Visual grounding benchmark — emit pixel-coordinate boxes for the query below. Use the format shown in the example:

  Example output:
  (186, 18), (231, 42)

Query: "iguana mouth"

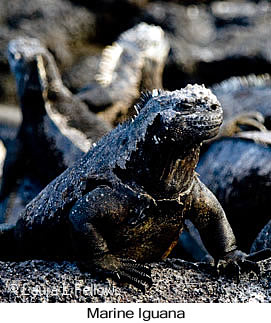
(188, 114), (223, 124)
(188, 118), (222, 130)
(202, 121), (222, 131)
(187, 115), (223, 140)
(200, 123), (221, 130)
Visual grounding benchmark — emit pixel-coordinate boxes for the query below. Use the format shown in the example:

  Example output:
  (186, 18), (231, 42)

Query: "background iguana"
(211, 74), (271, 138)
(0, 37), (111, 224)
(77, 22), (170, 125)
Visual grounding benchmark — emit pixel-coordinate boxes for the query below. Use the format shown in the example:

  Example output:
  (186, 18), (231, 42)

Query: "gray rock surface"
(0, 258), (270, 303)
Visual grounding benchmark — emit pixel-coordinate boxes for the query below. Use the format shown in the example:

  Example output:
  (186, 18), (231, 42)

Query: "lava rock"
(0, 258), (270, 302)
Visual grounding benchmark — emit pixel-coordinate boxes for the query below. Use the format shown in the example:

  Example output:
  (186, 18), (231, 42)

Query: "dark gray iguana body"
(0, 85), (259, 289)
(0, 37), (111, 224)
(175, 75), (271, 262)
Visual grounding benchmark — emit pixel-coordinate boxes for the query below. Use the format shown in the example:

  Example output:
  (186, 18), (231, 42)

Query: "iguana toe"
(217, 259), (242, 283)
(87, 254), (152, 291)
(239, 259), (260, 276)
(117, 259), (152, 292)
(115, 270), (149, 293)
(219, 111), (267, 137)
(217, 249), (263, 282)
(119, 261), (153, 286)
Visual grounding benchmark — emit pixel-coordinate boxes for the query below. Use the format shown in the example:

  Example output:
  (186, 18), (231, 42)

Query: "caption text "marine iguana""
(87, 307), (185, 321)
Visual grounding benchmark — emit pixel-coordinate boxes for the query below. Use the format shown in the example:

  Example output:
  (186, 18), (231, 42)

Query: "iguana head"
(134, 84), (223, 144)
(105, 84), (222, 195)
(7, 37), (61, 101)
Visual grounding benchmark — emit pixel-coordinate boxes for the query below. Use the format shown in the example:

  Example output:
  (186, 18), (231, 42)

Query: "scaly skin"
(0, 85), (263, 290)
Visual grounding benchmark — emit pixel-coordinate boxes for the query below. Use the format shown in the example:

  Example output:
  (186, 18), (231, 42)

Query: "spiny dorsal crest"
(36, 54), (48, 93)
(134, 89), (164, 115)
(95, 43), (123, 87)
(212, 74), (271, 94)
(95, 22), (166, 87)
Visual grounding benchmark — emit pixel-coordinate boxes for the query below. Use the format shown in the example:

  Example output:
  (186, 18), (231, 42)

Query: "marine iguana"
(0, 85), (263, 290)
(0, 37), (111, 224)
(77, 22), (169, 125)
(172, 75), (271, 262)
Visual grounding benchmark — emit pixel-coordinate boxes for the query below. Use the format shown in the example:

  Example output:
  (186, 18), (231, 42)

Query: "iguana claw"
(217, 259), (242, 283)
(217, 248), (271, 282)
(83, 254), (152, 292)
(117, 259), (152, 292)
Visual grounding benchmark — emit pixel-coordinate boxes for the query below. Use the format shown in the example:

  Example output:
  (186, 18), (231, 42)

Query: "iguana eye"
(211, 104), (219, 111)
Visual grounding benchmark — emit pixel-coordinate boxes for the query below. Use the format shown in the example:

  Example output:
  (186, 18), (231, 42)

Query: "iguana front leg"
(188, 177), (270, 278)
(69, 185), (152, 291)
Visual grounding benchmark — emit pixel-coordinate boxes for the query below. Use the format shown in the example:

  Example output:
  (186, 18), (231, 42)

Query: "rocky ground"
(0, 258), (270, 303)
